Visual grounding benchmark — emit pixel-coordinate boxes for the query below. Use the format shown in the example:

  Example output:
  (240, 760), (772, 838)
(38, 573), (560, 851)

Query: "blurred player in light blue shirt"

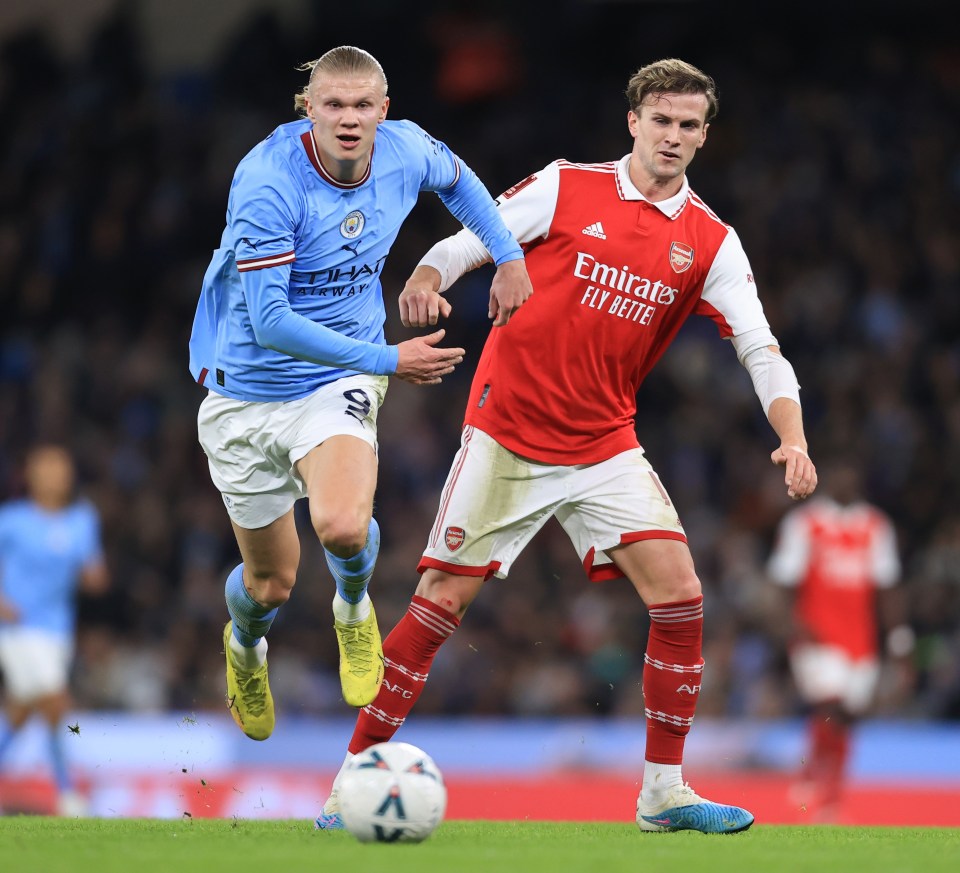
(0, 445), (109, 815)
(190, 46), (532, 743)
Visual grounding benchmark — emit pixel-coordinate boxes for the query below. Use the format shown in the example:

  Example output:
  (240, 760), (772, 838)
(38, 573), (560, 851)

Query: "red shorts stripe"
(583, 530), (688, 582)
(417, 555), (502, 581)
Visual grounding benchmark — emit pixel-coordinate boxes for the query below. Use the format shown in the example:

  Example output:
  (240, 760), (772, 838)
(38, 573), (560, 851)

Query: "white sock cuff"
(642, 761), (684, 797)
(229, 633), (267, 669)
(333, 591), (371, 624)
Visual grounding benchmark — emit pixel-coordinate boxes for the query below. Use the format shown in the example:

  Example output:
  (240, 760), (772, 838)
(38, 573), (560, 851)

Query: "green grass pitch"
(1, 818), (958, 873)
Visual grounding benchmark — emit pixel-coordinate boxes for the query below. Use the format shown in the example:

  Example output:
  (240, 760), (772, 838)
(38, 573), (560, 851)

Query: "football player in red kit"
(768, 458), (908, 821)
(317, 57), (818, 834)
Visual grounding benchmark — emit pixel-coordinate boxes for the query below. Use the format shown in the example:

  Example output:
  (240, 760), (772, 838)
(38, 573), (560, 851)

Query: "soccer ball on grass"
(338, 741), (447, 843)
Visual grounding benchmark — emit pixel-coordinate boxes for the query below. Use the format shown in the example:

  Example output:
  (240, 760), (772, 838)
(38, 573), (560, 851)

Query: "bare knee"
(665, 570), (702, 603)
(312, 513), (369, 558)
(415, 571), (483, 619)
(815, 700), (854, 726)
(635, 567), (702, 606)
(37, 693), (70, 726)
(614, 539), (703, 605)
(244, 566), (297, 608)
(5, 702), (31, 730)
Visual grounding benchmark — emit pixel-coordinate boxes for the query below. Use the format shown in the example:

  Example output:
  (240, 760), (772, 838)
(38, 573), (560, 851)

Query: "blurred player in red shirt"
(768, 458), (910, 820)
(316, 57), (819, 834)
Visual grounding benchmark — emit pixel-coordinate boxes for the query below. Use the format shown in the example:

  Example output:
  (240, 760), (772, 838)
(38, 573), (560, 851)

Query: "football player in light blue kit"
(190, 45), (532, 741)
(0, 445), (109, 816)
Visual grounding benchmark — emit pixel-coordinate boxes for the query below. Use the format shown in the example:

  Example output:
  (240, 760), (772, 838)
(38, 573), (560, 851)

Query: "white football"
(338, 741), (447, 843)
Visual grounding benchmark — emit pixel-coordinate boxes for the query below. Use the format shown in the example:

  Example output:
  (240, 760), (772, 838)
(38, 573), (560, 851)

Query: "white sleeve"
(703, 230), (800, 414)
(872, 514), (902, 588)
(419, 161), (560, 293)
(767, 510), (810, 586)
(701, 230), (773, 340)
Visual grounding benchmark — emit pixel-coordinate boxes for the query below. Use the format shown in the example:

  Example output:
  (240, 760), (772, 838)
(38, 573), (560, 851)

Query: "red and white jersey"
(423, 156), (773, 464)
(768, 497), (901, 659)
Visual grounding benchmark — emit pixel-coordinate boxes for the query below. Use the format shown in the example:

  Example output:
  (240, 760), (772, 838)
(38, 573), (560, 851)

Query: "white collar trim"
(615, 154), (689, 219)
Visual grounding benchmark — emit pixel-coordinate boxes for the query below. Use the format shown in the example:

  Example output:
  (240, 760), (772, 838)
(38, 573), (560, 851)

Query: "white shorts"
(0, 627), (72, 702)
(420, 426), (686, 581)
(790, 643), (880, 713)
(198, 374), (388, 529)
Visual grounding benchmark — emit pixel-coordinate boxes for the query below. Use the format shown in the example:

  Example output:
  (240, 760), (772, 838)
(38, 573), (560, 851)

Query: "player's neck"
(312, 131), (371, 184)
(627, 158), (684, 203)
(33, 495), (68, 512)
(321, 155), (370, 184)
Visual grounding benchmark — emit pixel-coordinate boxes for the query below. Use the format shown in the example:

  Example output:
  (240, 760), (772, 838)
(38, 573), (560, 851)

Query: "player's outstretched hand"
(400, 265), (450, 328)
(771, 444), (818, 500)
(394, 329), (465, 385)
(489, 258), (533, 327)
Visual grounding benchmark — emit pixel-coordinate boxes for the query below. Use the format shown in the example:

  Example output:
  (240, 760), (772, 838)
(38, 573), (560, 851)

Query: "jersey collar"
(300, 130), (373, 189)
(615, 154), (689, 219)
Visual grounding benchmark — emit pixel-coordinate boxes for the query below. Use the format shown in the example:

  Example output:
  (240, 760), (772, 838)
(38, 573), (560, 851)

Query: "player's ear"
(379, 96), (390, 123)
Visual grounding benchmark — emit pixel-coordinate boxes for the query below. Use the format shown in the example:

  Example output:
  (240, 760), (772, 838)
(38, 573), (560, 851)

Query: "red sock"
(808, 713), (832, 778)
(643, 595), (704, 765)
(826, 725), (851, 804)
(348, 595), (459, 754)
(810, 712), (850, 805)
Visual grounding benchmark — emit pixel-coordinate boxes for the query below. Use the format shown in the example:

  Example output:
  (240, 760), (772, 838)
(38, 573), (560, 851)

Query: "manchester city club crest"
(669, 241), (695, 274)
(340, 210), (365, 239)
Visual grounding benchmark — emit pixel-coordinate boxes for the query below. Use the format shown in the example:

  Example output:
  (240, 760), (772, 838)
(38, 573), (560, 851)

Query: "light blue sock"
(49, 726), (71, 792)
(326, 517), (380, 604)
(224, 563), (278, 647)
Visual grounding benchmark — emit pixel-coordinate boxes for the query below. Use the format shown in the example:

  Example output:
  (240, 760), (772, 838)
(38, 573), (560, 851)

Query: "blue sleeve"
(437, 160), (524, 266)
(230, 163), (298, 268)
(240, 266), (399, 374)
(410, 123), (523, 267)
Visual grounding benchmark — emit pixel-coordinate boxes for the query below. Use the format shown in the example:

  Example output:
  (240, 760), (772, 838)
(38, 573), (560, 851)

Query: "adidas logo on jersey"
(582, 222), (606, 240)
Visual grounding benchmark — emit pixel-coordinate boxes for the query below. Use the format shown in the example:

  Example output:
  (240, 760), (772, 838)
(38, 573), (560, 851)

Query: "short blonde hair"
(625, 58), (718, 122)
(293, 46), (388, 116)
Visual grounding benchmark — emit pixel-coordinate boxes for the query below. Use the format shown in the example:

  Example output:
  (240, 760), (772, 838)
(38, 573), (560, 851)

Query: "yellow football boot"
(223, 621), (275, 741)
(334, 602), (384, 707)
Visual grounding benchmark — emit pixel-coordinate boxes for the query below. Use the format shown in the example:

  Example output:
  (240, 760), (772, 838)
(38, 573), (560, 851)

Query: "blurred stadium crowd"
(1, 1), (958, 723)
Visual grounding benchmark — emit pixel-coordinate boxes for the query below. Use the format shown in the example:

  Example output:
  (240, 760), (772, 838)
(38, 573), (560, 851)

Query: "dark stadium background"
(0, 0), (957, 822)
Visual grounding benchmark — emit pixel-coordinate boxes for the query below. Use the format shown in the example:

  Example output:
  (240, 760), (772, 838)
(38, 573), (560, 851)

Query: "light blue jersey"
(0, 500), (102, 635)
(189, 118), (522, 401)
